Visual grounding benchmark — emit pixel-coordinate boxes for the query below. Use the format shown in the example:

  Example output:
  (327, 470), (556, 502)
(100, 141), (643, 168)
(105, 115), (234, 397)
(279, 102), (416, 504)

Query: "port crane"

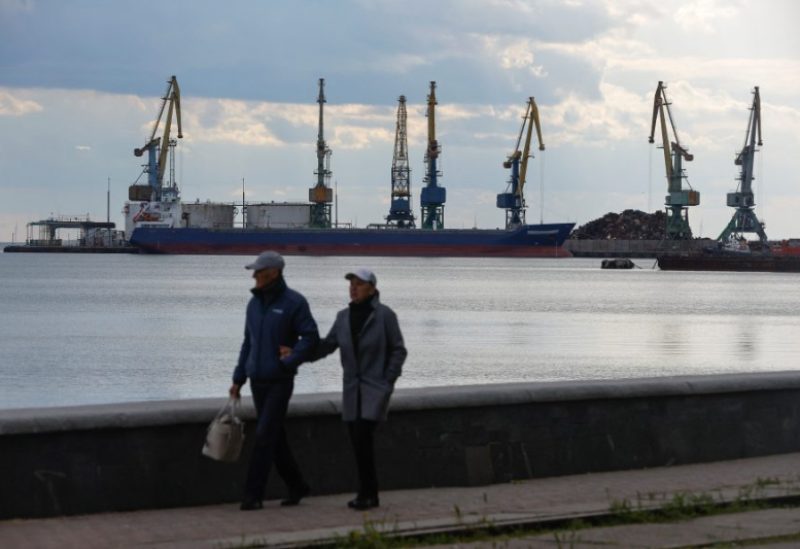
(309, 78), (333, 228)
(420, 81), (446, 229)
(496, 97), (544, 229)
(648, 81), (699, 240)
(132, 75), (182, 202)
(717, 87), (768, 245)
(386, 95), (415, 228)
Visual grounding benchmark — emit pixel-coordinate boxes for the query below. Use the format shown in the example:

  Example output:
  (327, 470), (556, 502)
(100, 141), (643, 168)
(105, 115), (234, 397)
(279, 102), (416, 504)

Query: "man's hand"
(279, 345), (293, 359)
(229, 383), (241, 399)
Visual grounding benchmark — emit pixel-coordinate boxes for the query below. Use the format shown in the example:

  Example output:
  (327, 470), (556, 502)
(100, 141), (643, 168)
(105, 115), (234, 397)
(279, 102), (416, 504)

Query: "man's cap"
(245, 250), (285, 271)
(345, 267), (377, 285)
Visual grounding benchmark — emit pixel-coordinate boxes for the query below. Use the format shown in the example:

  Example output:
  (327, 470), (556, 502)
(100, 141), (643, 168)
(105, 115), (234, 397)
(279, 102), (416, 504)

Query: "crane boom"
(316, 78), (327, 188)
(718, 86), (767, 244)
(647, 81), (699, 240)
(420, 81), (446, 229)
(426, 82), (438, 161)
(518, 97), (544, 201)
(649, 81), (693, 183)
(497, 97), (544, 229)
(131, 75), (182, 201)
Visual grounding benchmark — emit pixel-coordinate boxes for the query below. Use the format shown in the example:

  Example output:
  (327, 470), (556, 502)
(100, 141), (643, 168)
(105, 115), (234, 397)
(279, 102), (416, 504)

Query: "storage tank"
(246, 203), (311, 228)
(182, 202), (235, 229)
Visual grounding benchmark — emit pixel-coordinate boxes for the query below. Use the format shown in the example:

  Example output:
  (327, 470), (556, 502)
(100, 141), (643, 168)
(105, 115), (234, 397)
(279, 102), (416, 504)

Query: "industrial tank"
(246, 203), (311, 228)
(182, 202), (235, 229)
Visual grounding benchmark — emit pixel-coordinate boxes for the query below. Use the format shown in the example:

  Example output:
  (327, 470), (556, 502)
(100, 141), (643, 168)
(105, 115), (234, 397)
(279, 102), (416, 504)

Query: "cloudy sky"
(1, 0), (799, 241)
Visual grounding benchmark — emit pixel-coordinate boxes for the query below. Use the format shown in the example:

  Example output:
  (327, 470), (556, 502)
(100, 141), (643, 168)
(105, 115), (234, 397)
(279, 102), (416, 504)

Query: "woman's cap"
(345, 268), (377, 285)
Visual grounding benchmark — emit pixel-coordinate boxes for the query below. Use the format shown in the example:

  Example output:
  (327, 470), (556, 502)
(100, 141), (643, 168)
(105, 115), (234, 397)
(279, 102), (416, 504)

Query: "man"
(229, 250), (319, 511)
(311, 267), (407, 510)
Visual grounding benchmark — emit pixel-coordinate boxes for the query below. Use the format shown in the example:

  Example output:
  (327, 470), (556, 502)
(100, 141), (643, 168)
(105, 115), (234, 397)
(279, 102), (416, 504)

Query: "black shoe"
(347, 496), (379, 510)
(240, 498), (263, 511)
(280, 482), (310, 507)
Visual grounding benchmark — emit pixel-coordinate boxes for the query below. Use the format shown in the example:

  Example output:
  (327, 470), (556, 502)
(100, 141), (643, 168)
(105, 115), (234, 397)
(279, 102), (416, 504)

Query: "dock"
(3, 215), (135, 253)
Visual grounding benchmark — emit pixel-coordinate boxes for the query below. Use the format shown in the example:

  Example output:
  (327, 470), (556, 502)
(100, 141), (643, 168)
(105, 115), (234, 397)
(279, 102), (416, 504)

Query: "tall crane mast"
(496, 97), (544, 229)
(420, 81), (446, 229)
(718, 87), (767, 244)
(309, 78), (333, 228)
(132, 75), (183, 202)
(648, 81), (700, 240)
(386, 95), (415, 228)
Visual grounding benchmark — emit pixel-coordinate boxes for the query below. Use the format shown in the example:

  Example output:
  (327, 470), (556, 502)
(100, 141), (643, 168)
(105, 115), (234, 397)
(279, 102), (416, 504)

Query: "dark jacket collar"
(251, 275), (287, 304)
(349, 290), (380, 309)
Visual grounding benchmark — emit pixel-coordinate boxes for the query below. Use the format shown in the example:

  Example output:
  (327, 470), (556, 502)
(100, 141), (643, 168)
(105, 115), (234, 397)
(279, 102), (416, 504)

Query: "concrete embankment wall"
(3, 372), (800, 519)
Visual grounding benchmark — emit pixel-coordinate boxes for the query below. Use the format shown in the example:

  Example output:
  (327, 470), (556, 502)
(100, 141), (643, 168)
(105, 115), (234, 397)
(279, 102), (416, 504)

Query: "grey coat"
(315, 294), (407, 421)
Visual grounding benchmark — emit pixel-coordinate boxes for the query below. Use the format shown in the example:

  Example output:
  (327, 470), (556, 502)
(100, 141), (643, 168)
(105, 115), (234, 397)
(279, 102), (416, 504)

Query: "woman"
(311, 267), (407, 510)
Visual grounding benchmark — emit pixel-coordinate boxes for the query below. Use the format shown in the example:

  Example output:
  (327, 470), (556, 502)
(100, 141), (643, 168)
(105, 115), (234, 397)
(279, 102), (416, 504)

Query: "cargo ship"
(128, 220), (574, 257)
(125, 195), (573, 257)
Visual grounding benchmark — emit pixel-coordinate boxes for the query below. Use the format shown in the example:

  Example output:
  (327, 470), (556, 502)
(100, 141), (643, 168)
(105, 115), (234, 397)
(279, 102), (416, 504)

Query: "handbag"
(202, 398), (245, 462)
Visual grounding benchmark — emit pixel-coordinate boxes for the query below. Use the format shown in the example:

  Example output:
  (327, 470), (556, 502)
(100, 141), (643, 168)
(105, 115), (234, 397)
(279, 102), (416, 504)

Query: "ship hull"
(657, 253), (800, 273)
(129, 223), (575, 257)
(3, 245), (137, 254)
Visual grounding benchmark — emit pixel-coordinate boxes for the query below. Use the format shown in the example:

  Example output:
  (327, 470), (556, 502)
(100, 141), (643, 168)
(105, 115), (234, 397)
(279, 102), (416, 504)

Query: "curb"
(226, 488), (800, 548)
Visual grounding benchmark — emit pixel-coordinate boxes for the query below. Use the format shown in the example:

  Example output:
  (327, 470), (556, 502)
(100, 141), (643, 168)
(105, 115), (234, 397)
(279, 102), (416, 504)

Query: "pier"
(3, 215), (135, 253)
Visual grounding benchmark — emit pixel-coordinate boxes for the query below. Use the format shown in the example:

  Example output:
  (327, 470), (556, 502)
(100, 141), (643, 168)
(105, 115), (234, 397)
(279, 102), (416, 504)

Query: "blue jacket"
(233, 278), (319, 385)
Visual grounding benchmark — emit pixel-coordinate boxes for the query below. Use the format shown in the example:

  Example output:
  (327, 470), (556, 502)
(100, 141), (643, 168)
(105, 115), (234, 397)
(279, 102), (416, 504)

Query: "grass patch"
(324, 479), (800, 548)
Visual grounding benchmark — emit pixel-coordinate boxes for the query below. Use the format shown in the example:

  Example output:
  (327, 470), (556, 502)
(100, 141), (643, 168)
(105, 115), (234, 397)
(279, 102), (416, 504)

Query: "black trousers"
(347, 418), (378, 499)
(244, 378), (305, 501)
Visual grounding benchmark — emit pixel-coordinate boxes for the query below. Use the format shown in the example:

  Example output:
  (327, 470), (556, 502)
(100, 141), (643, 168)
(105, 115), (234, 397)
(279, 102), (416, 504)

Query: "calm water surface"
(1, 252), (799, 409)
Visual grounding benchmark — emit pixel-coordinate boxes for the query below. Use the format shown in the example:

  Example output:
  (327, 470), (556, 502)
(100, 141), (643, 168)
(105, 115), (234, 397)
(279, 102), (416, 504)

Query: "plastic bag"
(202, 398), (244, 462)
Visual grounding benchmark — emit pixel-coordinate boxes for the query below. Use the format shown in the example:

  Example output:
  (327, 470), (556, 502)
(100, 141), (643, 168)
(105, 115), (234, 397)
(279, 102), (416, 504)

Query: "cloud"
(602, 0), (663, 26)
(674, 0), (739, 33)
(75, 145), (91, 151)
(609, 57), (800, 93)
(480, 36), (547, 77)
(537, 29), (656, 74)
(186, 98), (402, 149)
(333, 103), (394, 125)
(188, 99), (286, 147)
(545, 82), (650, 146)
(332, 125), (393, 150)
(0, 89), (43, 116)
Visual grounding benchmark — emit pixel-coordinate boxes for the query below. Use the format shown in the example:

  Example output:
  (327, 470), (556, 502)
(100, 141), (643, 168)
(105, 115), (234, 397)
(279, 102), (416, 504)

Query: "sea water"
(1, 252), (799, 410)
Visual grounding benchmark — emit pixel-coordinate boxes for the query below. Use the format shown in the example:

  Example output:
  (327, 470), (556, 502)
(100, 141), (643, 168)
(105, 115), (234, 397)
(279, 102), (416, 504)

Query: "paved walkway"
(2, 453), (800, 548)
